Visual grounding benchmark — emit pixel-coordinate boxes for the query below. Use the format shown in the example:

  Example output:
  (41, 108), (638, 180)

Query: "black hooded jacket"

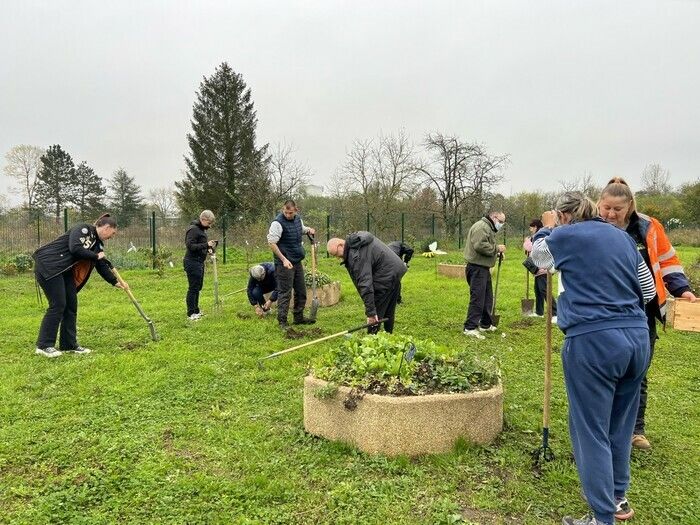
(342, 231), (407, 317)
(32, 223), (117, 290)
(184, 220), (210, 262)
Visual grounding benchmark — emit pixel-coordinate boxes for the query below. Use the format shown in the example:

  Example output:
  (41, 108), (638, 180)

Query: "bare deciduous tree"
(558, 171), (600, 200)
(148, 186), (179, 221)
(3, 145), (43, 210)
(269, 142), (311, 205)
(640, 163), (672, 194)
(419, 133), (509, 235)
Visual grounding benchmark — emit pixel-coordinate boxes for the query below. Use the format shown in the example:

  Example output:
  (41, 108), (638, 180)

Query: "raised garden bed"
(437, 262), (466, 279)
(290, 281), (341, 308)
(304, 333), (503, 456)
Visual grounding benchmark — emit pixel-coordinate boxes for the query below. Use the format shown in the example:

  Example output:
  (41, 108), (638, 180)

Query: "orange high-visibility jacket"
(636, 213), (691, 319)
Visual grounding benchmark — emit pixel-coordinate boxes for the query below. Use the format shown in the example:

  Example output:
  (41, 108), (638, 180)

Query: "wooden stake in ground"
(533, 271), (555, 468)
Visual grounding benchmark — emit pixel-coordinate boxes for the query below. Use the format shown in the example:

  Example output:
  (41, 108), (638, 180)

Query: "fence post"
(326, 214), (330, 258)
(36, 214), (41, 247)
(366, 212), (370, 232)
(458, 214), (463, 249)
(222, 215), (227, 264)
(431, 213), (435, 237)
(63, 208), (68, 232)
(401, 212), (405, 243)
(151, 212), (157, 269)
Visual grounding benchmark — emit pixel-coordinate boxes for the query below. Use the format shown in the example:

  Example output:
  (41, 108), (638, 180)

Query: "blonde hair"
(599, 177), (636, 222)
(200, 210), (215, 222)
(555, 191), (599, 222)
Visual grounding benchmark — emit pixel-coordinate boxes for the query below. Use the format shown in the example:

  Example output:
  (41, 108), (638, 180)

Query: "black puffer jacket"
(184, 220), (210, 262)
(33, 223), (117, 290)
(342, 231), (407, 317)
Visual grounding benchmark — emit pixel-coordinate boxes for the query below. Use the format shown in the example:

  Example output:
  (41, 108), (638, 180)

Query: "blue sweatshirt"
(533, 218), (648, 337)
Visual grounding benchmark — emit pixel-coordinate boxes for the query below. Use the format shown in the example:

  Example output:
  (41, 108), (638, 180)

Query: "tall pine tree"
(36, 144), (77, 219)
(72, 161), (105, 220)
(108, 168), (144, 226)
(176, 62), (270, 221)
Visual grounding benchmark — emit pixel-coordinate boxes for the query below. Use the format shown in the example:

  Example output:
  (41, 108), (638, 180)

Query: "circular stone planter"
(437, 263), (466, 279)
(304, 376), (503, 456)
(291, 281), (341, 308)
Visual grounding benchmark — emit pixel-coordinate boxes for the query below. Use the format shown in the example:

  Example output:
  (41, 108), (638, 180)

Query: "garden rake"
(533, 271), (555, 469)
(258, 318), (388, 366)
(111, 267), (159, 341)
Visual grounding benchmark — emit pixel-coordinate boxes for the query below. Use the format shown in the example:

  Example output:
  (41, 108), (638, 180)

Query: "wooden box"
(667, 299), (700, 332)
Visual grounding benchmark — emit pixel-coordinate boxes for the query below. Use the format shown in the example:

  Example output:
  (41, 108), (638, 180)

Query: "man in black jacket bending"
(184, 210), (217, 320)
(327, 232), (407, 333)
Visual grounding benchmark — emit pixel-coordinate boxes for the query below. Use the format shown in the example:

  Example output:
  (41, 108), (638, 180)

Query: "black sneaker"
(279, 321), (289, 331)
(293, 317), (316, 325)
(614, 498), (634, 520)
(35, 347), (62, 358)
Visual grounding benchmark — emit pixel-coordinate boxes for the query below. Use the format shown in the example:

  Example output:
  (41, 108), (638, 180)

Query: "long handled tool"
(259, 318), (388, 364)
(521, 265), (535, 315)
(491, 253), (503, 326)
(111, 267), (159, 341)
(210, 250), (220, 310)
(222, 287), (247, 299)
(533, 271), (555, 468)
(308, 233), (320, 321)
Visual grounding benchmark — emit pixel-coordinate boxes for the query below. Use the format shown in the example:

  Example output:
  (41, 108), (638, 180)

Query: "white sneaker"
(463, 329), (486, 340)
(188, 313), (202, 321)
(36, 347), (62, 358)
(551, 316), (558, 324)
(63, 346), (91, 355)
(478, 325), (498, 332)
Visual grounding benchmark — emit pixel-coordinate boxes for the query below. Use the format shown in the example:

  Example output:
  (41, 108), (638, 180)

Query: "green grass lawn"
(1, 247), (698, 524)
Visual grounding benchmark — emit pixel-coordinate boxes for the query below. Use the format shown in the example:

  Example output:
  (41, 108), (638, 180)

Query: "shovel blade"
(521, 299), (535, 315)
(310, 298), (320, 321)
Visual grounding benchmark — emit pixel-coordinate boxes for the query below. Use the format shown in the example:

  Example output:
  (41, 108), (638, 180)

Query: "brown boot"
(631, 434), (651, 450)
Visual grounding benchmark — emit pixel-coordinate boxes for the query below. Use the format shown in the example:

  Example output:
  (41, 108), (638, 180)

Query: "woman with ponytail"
(32, 213), (127, 358)
(531, 192), (656, 525)
(598, 177), (696, 451)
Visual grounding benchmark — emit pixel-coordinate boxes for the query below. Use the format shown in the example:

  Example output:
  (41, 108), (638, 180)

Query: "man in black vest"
(267, 200), (316, 330)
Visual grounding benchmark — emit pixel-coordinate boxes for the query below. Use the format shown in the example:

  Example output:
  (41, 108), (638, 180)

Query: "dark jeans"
(534, 274), (557, 316)
(464, 264), (493, 330)
(184, 258), (204, 316)
(275, 262), (306, 322)
(634, 329), (657, 435)
(368, 280), (401, 334)
(250, 286), (275, 307)
(36, 269), (78, 350)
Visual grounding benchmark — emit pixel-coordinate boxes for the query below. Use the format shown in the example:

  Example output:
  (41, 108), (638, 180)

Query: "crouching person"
(327, 232), (407, 333)
(248, 263), (278, 317)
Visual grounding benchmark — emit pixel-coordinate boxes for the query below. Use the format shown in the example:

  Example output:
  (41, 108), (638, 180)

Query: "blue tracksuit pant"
(562, 327), (650, 525)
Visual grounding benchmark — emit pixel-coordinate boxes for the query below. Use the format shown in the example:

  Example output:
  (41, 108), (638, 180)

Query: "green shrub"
(13, 254), (33, 273)
(311, 332), (500, 396)
(304, 269), (333, 287)
(142, 247), (174, 277)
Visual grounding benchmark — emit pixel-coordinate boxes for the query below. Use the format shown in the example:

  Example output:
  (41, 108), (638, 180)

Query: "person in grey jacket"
(327, 232), (407, 333)
(463, 211), (507, 339)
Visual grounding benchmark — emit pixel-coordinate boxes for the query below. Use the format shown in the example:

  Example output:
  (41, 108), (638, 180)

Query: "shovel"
(259, 318), (388, 364)
(210, 250), (221, 310)
(111, 267), (159, 341)
(490, 253), (503, 327)
(533, 271), (555, 468)
(521, 267), (535, 315)
(308, 233), (320, 321)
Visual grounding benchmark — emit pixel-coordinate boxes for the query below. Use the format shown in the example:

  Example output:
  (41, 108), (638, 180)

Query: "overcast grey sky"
(2, 0), (699, 202)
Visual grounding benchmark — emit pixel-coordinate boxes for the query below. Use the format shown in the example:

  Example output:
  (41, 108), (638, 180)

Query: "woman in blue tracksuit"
(531, 192), (656, 525)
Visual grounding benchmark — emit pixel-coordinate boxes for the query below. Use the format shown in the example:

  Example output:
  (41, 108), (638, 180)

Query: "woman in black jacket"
(183, 210), (217, 320)
(33, 213), (126, 358)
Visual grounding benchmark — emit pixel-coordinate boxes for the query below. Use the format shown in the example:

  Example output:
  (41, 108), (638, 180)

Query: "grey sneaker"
(62, 346), (91, 355)
(463, 329), (486, 340)
(478, 325), (498, 332)
(36, 347), (62, 358)
(614, 498), (634, 520)
(562, 514), (610, 525)
(188, 313), (202, 321)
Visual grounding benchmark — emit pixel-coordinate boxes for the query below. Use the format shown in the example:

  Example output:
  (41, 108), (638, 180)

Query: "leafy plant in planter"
(311, 332), (500, 397)
(304, 269), (333, 287)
